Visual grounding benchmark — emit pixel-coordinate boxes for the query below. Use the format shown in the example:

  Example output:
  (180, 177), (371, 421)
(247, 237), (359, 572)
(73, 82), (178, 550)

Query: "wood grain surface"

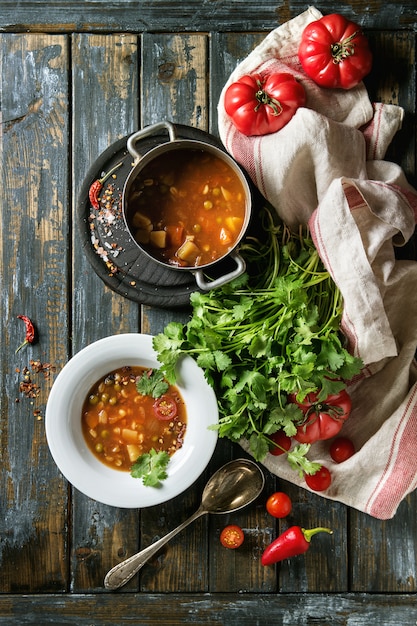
(1, 2), (417, 623)
(1, 0), (417, 32)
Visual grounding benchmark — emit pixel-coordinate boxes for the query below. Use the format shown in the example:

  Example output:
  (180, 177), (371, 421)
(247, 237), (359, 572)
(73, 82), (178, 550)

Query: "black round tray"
(78, 124), (242, 309)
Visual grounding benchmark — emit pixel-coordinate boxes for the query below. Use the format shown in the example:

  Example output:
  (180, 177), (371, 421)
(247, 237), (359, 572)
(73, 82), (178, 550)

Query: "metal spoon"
(104, 458), (265, 590)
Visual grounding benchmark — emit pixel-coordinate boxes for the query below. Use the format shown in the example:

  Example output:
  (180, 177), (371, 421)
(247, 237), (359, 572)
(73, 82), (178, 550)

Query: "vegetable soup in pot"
(81, 366), (187, 471)
(125, 148), (247, 268)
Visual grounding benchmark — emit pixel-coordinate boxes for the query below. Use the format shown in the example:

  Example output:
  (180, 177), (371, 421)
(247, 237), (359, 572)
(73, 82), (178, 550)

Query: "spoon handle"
(104, 506), (206, 590)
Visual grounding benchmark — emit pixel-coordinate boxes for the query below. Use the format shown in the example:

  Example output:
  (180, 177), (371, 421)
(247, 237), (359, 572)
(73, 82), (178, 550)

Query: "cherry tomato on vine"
(152, 395), (178, 420)
(298, 13), (372, 89)
(266, 492), (292, 518)
(290, 389), (352, 444)
(330, 437), (355, 463)
(305, 466), (332, 492)
(220, 525), (245, 549)
(224, 72), (306, 136)
(269, 430), (292, 456)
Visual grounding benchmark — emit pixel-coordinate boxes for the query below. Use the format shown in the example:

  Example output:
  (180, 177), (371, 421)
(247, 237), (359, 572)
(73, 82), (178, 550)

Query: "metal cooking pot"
(122, 121), (252, 291)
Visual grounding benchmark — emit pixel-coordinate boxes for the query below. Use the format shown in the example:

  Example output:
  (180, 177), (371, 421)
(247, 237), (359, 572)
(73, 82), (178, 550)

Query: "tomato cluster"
(219, 490), (294, 550)
(267, 388), (356, 493)
(224, 13), (372, 137)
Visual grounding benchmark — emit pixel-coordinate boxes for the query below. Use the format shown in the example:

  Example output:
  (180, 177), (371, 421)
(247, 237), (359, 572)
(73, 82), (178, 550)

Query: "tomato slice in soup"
(153, 395), (178, 420)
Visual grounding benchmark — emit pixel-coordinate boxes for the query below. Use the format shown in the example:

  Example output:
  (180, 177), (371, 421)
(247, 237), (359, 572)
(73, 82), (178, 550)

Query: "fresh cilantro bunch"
(153, 207), (363, 476)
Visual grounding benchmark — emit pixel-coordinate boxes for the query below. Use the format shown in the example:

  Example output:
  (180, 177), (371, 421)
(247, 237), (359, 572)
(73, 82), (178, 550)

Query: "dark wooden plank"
(365, 30), (417, 185)
(139, 32), (278, 593)
(350, 496), (417, 592)
(70, 31), (141, 354)
(276, 485), (349, 592)
(208, 457), (277, 593)
(1, 1), (417, 32)
(0, 32), (70, 593)
(70, 32), (142, 592)
(138, 32), (211, 593)
(0, 593), (416, 625)
(140, 32), (209, 132)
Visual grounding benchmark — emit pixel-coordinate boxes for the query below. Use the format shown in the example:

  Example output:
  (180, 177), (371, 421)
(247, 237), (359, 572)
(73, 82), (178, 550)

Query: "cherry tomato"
(298, 13), (372, 89)
(266, 492), (292, 518)
(152, 395), (178, 421)
(220, 525), (244, 549)
(330, 437), (355, 463)
(305, 466), (332, 492)
(224, 72), (306, 136)
(291, 389), (352, 444)
(269, 430), (292, 456)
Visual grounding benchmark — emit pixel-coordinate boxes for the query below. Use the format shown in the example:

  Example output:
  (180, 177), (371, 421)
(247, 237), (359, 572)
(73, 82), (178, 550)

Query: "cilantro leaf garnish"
(130, 449), (170, 487)
(135, 368), (169, 398)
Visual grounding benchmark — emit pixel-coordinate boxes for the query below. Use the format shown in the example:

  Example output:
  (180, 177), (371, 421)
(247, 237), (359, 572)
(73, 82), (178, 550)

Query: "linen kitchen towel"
(218, 7), (417, 519)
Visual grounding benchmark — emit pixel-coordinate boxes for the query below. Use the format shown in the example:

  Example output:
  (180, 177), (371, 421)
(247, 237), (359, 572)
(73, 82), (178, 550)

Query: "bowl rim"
(45, 333), (218, 508)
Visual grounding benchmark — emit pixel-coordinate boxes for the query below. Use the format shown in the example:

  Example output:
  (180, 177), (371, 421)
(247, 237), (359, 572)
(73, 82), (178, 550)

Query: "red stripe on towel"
(367, 386), (417, 518)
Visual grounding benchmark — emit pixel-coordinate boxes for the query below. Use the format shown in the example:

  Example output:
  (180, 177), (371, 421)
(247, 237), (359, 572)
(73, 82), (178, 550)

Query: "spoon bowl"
(104, 458), (264, 590)
(200, 458), (265, 513)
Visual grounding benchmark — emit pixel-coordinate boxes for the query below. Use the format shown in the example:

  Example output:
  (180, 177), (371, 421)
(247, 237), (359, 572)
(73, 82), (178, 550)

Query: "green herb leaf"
(135, 369), (169, 398)
(286, 444), (322, 478)
(249, 432), (270, 462)
(266, 404), (301, 437)
(130, 449), (170, 487)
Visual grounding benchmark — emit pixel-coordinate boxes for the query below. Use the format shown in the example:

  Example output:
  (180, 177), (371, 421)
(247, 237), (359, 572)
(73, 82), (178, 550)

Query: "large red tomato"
(291, 389), (352, 444)
(298, 13), (372, 89)
(224, 72), (306, 136)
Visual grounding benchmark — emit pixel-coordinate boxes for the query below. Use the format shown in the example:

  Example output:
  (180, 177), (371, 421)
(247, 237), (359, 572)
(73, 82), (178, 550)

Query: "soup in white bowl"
(45, 333), (218, 508)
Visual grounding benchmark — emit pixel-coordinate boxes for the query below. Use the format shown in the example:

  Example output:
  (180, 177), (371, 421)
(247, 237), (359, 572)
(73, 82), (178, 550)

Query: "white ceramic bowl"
(45, 333), (218, 508)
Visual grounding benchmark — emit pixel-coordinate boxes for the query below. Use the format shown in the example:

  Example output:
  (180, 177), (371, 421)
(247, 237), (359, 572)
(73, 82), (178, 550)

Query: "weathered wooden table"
(1, 2), (417, 624)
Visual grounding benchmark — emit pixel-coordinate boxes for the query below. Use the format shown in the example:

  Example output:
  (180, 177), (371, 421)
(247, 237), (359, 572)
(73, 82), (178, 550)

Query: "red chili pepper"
(16, 315), (36, 353)
(261, 526), (333, 566)
(89, 161), (123, 209)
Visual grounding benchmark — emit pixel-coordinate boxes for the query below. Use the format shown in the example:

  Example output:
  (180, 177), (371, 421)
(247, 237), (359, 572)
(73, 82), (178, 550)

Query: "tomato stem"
(255, 80), (283, 116)
(331, 31), (359, 64)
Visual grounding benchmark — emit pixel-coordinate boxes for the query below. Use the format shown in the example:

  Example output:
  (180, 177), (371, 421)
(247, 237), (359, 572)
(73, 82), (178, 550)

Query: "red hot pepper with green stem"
(261, 526), (333, 565)
(16, 315), (36, 353)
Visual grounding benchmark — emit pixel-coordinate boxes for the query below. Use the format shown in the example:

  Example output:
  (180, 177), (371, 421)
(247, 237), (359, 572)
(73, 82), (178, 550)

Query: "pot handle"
(127, 121), (177, 161)
(194, 251), (246, 292)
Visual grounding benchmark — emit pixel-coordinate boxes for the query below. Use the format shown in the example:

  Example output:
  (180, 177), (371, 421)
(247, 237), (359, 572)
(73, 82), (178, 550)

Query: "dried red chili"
(89, 161), (123, 209)
(16, 315), (36, 353)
